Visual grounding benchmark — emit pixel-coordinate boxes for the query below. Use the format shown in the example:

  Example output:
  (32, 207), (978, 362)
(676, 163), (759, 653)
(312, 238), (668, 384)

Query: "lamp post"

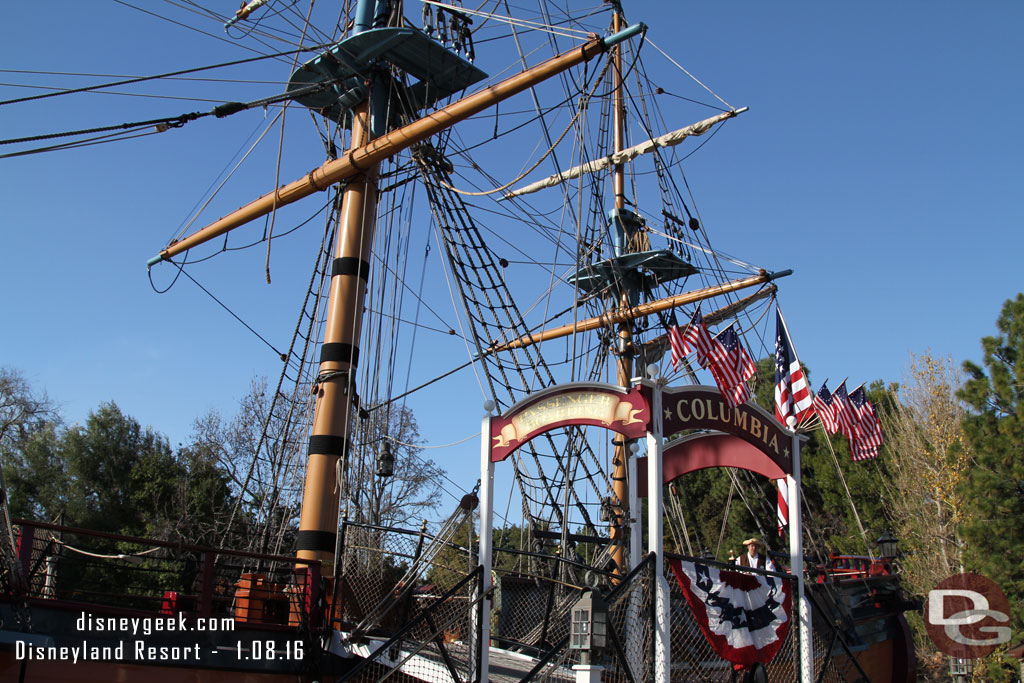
(570, 589), (609, 682)
(876, 530), (898, 559)
(948, 655), (974, 682)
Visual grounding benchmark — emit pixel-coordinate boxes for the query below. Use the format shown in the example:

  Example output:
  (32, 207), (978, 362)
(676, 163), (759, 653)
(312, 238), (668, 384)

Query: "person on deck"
(735, 538), (776, 571)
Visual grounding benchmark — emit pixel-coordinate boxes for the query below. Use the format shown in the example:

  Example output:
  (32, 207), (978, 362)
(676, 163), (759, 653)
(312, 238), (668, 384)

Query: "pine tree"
(958, 294), (1024, 641)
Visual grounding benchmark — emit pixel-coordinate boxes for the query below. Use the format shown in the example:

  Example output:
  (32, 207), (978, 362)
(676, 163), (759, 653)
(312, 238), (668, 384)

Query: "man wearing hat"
(735, 537), (776, 571)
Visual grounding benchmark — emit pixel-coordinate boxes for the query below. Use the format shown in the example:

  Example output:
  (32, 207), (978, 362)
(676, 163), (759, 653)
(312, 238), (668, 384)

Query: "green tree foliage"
(3, 399), (233, 543)
(5, 402), (175, 535)
(1, 399), (235, 607)
(958, 294), (1024, 648)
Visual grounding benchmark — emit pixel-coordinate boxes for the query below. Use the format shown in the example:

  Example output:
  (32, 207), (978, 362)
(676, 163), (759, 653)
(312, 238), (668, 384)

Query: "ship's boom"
(147, 24), (646, 267)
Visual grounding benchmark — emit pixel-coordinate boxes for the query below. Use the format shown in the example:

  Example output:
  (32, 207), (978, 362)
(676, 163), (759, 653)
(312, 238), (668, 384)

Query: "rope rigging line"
(0, 112), (208, 147)
(171, 110), (284, 244)
(0, 129), (163, 161)
(263, 0), (317, 286)
(218, 189), (339, 552)
(156, 261), (287, 362)
(645, 37), (735, 112)
(154, 195), (332, 277)
(0, 41), (335, 108)
(0, 83), (292, 108)
(818, 421), (875, 558)
(0, 73), (352, 149)
(114, 0), (306, 57)
(715, 476), (735, 559)
(46, 535), (163, 561)
(415, 153), (610, 544)
(384, 431), (480, 450)
(502, 0), (571, 208)
(437, 101), (585, 197)
(0, 67), (286, 86)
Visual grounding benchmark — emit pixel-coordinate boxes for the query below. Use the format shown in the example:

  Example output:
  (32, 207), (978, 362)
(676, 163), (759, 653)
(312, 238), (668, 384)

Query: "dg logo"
(925, 573), (1012, 659)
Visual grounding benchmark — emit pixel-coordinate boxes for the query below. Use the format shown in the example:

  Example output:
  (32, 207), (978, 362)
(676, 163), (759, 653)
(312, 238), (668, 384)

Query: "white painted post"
(477, 410), (494, 683)
(628, 444), (642, 570)
(572, 663), (605, 683)
(788, 429), (813, 683)
(646, 382), (670, 683)
(624, 440), (644, 677)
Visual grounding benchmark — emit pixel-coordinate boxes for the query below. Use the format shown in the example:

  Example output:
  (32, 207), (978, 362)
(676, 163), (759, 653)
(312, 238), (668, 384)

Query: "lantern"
(876, 530), (898, 559)
(570, 589), (609, 664)
(376, 441), (395, 478)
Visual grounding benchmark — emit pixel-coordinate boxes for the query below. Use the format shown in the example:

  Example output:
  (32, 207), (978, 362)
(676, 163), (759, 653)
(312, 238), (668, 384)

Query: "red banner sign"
(490, 383), (649, 462)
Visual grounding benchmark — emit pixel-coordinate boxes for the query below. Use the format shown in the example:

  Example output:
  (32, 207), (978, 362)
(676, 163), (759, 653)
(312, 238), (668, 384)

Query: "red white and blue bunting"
(668, 558), (792, 669)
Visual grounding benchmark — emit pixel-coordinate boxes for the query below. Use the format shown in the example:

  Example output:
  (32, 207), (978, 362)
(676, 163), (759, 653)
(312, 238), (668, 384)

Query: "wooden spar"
(702, 284), (777, 325)
(502, 109), (746, 199)
(484, 269), (792, 355)
(147, 24), (646, 267)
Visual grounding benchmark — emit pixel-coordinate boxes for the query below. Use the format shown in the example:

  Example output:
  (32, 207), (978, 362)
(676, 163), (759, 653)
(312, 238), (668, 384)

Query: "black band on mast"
(308, 435), (349, 457)
(296, 530), (337, 553)
(320, 343), (359, 366)
(331, 257), (370, 281)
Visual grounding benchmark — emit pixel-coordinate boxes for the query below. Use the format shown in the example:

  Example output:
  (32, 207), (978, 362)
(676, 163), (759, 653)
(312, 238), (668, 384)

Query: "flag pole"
(779, 303), (813, 679)
(776, 304), (803, 360)
(788, 427), (813, 683)
(709, 321), (737, 341)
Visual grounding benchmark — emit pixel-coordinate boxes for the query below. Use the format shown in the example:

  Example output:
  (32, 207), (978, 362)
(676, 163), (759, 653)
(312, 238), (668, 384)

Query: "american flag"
(670, 304), (713, 370)
(831, 382), (860, 441)
(707, 325), (756, 407)
(812, 382), (840, 434)
(667, 314), (686, 371)
(774, 309), (813, 428)
(850, 441), (879, 462)
(776, 478), (789, 536)
(848, 386), (883, 461)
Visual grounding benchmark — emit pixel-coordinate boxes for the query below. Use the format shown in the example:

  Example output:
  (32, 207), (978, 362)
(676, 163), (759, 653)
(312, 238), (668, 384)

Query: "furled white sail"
(503, 108), (746, 199)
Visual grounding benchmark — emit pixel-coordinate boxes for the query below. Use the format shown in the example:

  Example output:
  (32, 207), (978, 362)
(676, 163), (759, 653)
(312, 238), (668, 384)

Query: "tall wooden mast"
(295, 99), (380, 573)
(609, 4), (632, 577)
(294, 0), (387, 574)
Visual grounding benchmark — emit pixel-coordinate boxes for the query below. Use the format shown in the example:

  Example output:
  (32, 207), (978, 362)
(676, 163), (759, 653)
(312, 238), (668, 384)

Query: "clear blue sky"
(2, 1), (1022, 506)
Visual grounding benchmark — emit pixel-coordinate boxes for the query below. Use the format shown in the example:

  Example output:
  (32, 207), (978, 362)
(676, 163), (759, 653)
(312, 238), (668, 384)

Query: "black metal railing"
(7, 518), (321, 629)
(337, 564), (484, 683)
